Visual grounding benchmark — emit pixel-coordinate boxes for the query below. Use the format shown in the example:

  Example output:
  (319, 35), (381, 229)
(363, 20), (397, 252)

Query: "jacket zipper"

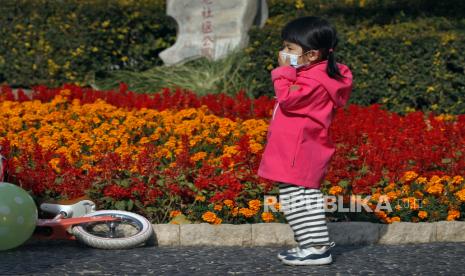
(291, 128), (303, 167)
(272, 102), (279, 120)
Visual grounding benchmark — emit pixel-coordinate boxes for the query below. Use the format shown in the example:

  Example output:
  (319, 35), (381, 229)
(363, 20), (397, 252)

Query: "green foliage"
(1, 0), (464, 114)
(246, 0), (465, 115)
(0, 0), (176, 87)
(95, 50), (258, 97)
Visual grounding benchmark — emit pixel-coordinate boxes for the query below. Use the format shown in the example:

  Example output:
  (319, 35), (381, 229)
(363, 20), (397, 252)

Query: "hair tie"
(328, 48), (334, 53)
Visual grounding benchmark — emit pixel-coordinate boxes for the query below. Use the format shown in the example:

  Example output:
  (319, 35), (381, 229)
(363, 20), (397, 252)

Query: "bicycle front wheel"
(72, 210), (153, 250)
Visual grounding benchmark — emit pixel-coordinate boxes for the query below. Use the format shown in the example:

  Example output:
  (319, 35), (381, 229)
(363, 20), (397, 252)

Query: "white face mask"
(280, 51), (311, 68)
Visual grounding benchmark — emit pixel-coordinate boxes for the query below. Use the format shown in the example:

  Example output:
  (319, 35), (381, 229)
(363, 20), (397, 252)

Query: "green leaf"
(115, 200), (127, 210)
(127, 199), (134, 211)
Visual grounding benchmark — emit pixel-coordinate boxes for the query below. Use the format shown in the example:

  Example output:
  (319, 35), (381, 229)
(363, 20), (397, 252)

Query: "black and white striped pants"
(279, 182), (334, 248)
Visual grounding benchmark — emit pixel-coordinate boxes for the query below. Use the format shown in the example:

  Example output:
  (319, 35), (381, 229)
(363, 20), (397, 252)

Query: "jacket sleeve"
(271, 65), (326, 116)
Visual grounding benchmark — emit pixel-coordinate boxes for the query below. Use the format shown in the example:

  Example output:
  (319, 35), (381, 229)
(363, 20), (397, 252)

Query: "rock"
(328, 222), (381, 245)
(251, 223), (297, 246)
(436, 221), (465, 242)
(180, 223), (252, 246)
(159, 0), (268, 65)
(378, 222), (436, 244)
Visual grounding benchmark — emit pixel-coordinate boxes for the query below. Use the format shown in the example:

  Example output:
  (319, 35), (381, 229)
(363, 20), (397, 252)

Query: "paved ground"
(1, 240), (464, 275)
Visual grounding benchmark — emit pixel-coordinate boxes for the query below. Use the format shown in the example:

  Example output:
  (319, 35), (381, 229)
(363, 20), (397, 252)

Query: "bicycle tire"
(72, 210), (153, 250)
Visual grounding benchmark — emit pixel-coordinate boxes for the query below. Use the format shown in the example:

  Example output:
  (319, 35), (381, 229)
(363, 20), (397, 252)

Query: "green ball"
(0, 182), (38, 251)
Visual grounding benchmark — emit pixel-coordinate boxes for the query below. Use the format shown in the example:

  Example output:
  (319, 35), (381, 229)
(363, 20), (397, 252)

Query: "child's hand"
(278, 51), (290, 67)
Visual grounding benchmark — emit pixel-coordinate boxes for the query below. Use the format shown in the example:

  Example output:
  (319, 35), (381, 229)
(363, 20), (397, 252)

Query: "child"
(257, 16), (353, 266)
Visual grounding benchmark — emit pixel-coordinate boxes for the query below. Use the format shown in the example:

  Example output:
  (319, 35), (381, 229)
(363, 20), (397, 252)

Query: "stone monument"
(159, 0), (268, 65)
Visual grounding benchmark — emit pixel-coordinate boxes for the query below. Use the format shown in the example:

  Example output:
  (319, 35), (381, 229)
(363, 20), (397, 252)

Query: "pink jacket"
(257, 60), (353, 189)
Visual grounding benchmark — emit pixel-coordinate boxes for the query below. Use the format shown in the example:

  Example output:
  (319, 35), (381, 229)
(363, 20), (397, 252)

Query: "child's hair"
(281, 16), (344, 79)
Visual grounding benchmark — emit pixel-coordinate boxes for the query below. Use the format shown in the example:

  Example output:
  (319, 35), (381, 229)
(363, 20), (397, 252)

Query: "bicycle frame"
(0, 149), (123, 242)
(35, 213), (121, 240)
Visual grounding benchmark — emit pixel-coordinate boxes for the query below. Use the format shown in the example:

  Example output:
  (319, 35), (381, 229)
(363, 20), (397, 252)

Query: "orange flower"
(231, 207), (239, 217)
(261, 212), (274, 222)
(418, 210), (428, 219)
(454, 189), (465, 202)
(195, 195), (206, 202)
(425, 183), (444, 196)
(447, 209), (460, 221)
(390, 216), (401, 223)
(213, 217), (222, 224)
(274, 202), (281, 211)
(223, 199), (234, 208)
(401, 171), (418, 183)
(329, 185), (343, 195)
(452, 176), (464, 185)
(248, 199), (261, 211)
(239, 207), (255, 218)
(202, 211), (217, 223)
(214, 204), (223, 211)
(414, 190), (424, 198)
(169, 210), (181, 218)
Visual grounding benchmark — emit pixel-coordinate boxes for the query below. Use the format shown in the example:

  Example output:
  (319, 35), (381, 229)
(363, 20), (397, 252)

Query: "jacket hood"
(298, 60), (353, 109)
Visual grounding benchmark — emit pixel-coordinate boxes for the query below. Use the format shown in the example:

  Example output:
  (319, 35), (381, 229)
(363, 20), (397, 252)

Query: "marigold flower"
(214, 204), (223, 211)
(425, 183), (444, 196)
(329, 185), (343, 195)
(261, 212), (274, 222)
(452, 176), (464, 185)
(418, 210), (428, 219)
(454, 189), (465, 202)
(231, 207), (239, 217)
(170, 210), (181, 218)
(213, 217), (222, 224)
(239, 207), (255, 218)
(416, 177), (427, 184)
(195, 195), (206, 202)
(223, 199), (234, 208)
(202, 211), (217, 223)
(390, 216), (401, 223)
(248, 199), (261, 211)
(447, 209), (460, 221)
(401, 171), (418, 182)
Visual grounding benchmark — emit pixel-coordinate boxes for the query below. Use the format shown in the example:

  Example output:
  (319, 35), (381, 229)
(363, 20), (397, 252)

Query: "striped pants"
(279, 182), (334, 249)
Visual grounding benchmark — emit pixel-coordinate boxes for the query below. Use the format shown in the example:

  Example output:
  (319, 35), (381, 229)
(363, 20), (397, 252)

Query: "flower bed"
(0, 84), (464, 224)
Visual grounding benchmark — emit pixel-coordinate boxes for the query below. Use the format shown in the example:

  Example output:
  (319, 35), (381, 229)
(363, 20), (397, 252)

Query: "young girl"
(257, 16), (353, 266)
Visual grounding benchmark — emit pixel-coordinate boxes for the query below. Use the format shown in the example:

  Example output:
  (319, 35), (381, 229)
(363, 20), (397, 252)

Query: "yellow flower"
(261, 212), (274, 222)
(101, 20), (110, 28)
(416, 177), (427, 184)
(274, 203), (280, 211)
(202, 211), (217, 223)
(295, 0), (305, 9)
(418, 210), (428, 219)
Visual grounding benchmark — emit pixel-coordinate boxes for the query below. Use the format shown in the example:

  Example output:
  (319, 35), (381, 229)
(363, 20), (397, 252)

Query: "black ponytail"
(281, 16), (345, 79)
